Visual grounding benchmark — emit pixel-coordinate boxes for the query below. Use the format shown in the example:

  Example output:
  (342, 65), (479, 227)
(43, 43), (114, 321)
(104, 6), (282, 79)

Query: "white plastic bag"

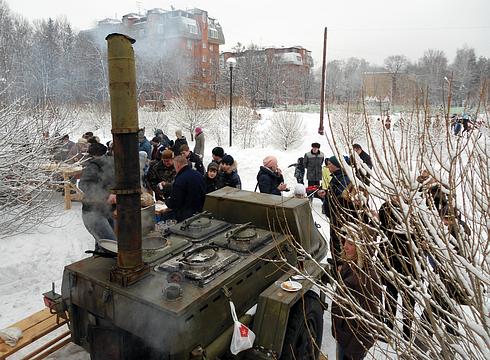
(229, 301), (255, 355)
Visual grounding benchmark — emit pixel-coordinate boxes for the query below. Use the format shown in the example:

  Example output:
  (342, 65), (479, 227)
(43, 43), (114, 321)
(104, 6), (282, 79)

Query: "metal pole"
(106, 33), (149, 287)
(319, 27), (327, 135)
(229, 66), (233, 147)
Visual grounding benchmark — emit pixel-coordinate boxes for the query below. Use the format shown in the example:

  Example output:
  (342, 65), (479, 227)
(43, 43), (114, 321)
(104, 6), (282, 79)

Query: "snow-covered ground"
(1, 110), (349, 359)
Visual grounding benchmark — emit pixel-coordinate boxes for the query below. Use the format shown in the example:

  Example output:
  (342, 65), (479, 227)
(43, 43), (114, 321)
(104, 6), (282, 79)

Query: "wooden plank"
(0, 310), (67, 359)
(29, 337), (71, 360)
(23, 331), (70, 360)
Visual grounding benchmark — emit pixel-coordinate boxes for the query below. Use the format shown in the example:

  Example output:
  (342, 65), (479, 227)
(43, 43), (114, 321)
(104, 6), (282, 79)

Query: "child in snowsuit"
(288, 157), (305, 184)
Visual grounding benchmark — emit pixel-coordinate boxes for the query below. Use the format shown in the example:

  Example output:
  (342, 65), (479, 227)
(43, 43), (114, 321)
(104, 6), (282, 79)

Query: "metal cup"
(297, 256), (305, 272)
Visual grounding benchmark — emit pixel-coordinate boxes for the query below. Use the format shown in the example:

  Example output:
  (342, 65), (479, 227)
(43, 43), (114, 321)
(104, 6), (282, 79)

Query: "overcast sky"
(7, 0), (490, 66)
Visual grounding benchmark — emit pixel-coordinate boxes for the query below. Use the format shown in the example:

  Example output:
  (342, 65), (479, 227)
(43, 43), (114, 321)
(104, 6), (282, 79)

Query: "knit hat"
(222, 154), (234, 166)
(207, 162), (219, 172)
(195, 127), (202, 134)
(162, 149), (174, 160)
(212, 146), (225, 158)
(328, 156), (341, 168)
(262, 155), (277, 168)
(88, 143), (107, 157)
(311, 142), (321, 149)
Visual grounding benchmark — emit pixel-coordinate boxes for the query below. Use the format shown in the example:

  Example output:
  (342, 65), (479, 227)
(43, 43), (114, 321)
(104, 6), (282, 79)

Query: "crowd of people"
(50, 125), (472, 360)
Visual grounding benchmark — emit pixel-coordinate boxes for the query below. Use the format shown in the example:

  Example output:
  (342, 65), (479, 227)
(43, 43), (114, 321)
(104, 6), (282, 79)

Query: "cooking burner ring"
(233, 228), (257, 241)
(187, 217), (212, 230)
(181, 248), (217, 266)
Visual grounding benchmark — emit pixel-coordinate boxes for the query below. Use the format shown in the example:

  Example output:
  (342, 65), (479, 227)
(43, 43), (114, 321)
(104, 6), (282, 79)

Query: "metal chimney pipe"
(106, 33), (149, 286)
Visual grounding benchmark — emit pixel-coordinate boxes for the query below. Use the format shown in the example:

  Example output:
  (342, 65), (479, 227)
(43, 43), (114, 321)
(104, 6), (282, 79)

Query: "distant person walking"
(193, 127), (205, 159)
(303, 142), (324, 187)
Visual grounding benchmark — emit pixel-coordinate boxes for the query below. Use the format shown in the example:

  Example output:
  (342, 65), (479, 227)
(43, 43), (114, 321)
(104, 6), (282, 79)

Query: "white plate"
(280, 280), (302, 292)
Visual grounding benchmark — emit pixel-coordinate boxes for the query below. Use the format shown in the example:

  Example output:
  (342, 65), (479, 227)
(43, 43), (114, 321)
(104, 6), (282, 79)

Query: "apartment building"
(92, 8), (225, 107)
(222, 46), (314, 106)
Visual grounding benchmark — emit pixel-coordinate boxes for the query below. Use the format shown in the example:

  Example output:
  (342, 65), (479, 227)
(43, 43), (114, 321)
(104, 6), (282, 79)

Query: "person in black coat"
(318, 156), (351, 266)
(378, 197), (416, 340)
(172, 129), (188, 156)
(204, 162), (219, 194)
(163, 155), (206, 222)
(351, 144), (373, 185)
(217, 155), (241, 189)
(257, 155), (288, 195)
(180, 144), (204, 175)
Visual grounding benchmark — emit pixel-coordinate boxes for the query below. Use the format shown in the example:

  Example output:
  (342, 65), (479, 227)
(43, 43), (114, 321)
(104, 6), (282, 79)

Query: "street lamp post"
(226, 57), (236, 147)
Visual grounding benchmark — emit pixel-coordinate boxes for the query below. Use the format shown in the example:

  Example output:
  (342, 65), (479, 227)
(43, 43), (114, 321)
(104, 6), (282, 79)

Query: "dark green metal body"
(61, 188), (328, 359)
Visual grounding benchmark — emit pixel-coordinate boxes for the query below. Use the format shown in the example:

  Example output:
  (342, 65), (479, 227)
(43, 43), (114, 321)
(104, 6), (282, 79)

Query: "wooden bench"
(61, 167), (83, 210)
(0, 308), (70, 360)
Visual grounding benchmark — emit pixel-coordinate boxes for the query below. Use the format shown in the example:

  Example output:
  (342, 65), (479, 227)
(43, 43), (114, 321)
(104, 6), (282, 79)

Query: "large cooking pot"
(98, 231), (167, 255)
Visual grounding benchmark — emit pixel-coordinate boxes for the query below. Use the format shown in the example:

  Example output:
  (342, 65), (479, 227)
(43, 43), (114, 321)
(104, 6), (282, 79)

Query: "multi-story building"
(221, 46), (314, 107)
(363, 72), (417, 105)
(90, 8), (225, 108)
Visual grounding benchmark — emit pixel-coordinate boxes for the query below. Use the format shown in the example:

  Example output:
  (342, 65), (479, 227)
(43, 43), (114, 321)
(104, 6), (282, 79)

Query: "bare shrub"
(269, 111), (304, 150)
(0, 99), (70, 238)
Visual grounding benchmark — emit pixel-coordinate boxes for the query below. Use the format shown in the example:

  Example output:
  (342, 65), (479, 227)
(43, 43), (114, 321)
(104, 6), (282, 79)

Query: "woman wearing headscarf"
(331, 227), (382, 360)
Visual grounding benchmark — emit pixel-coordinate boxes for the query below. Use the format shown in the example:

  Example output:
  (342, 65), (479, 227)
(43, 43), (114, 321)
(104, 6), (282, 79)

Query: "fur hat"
(88, 143), (107, 157)
(212, 146), (225, 158)
(311, 142), (321, 149)
(161, 149), (174, 160)
(207, 162), (219, 172)
(195, 127), (202, 134)
(222, 154), (234, 166)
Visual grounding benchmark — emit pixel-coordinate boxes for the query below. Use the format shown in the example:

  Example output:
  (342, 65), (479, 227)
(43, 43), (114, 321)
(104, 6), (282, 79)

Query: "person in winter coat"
(287, 157), (305, 184)
(322, 158), (331, 190)
(193, 127), (205, 159)
(303, 142), (324, 186)
(163, 155), (206, 222)
(204, 162), (219, 194)
(211, 146), (225, 166)
(147, 149), (177, 201)
(351, 144), (373, 185)
(378, 196), (416, 340)
(257, 155), (288, 195)
(331, 230), (382, 360)
(154, 129), (172, 150)
(78, 143), (116, 250)
(217, 155), (241, 189)
(138, 128), (152, 159)
(180, 144), (204, 175)
(173, 129), (188, 156)
(319, 156), (350, 265)
(53, 134), (75, 162)
(150, 137), (163, 163)
(66, 137), (89, 164)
